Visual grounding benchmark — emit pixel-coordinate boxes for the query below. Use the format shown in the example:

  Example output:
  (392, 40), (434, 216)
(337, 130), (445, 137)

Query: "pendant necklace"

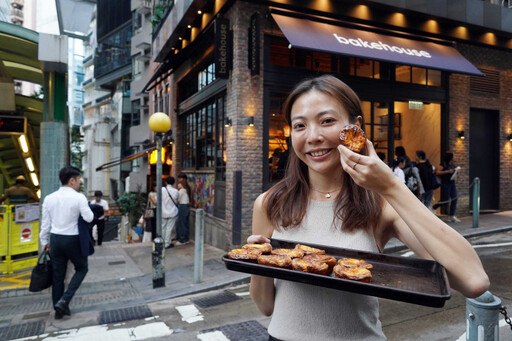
(311, 188), (341, 199)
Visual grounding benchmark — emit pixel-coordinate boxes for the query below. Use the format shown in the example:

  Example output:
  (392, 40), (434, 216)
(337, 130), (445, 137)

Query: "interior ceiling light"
(18, 134), (29, 153)
(25, 157), (35, 172)
(30, 172), (39, 186)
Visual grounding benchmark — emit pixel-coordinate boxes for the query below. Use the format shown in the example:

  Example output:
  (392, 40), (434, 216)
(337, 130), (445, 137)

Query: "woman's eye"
(322, 118), (335, 124)
(292, 123), (305, 130)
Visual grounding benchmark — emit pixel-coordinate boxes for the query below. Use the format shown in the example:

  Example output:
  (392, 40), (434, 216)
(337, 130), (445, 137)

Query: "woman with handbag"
(176, 173), (191, 245)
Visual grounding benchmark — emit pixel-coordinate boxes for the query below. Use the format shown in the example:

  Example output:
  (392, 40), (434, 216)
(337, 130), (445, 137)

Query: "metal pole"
(152, 133), (165, 288)
(466, 291), (501, 341)
(194, 209), (205, 284)
(473, 177), (480, 228)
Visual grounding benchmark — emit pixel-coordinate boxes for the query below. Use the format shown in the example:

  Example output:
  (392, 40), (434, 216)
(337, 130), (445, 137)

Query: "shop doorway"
(469, 109), (500, 211)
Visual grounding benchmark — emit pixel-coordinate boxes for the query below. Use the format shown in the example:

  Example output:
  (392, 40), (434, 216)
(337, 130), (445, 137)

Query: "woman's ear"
(356, 115), (363, 128)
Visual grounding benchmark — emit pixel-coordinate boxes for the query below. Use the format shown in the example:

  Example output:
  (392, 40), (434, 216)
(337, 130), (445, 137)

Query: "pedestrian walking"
(175, 173), (191, 245)
(247, 75), (488, 340)
(0, 175), (39, 204)
(415, 150), (435, 210)
(161, 176), (179, 249)
(392, 156), (406, 183)
(90, 190), (109, 245)
(433, 152), (461, 222)
(39, 166), (94, 320)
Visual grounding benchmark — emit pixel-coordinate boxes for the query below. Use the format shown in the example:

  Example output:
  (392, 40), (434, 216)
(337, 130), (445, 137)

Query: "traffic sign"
(0, 116), (27, 135)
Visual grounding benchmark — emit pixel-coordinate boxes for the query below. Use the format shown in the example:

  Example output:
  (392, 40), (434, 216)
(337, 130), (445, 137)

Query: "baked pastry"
(271, 248), (305, 258)
(242, 243), (272, 254)
(333, 264), (372, 283)
(304, 254), (337, 270)
(339, 124), (366, 153)
(292, 258), (331, 275)
(257, 254), (292, 269)
(294, 244), (326, 255)
(337, 258), (374, 270)
(227, 248), (262, 262)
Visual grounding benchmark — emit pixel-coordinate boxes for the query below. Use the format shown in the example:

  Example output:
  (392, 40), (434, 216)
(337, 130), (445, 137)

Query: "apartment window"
(75, 73), (84, 86)
(73, 90), (84, 103)
(131, 99), (141, 126)
(181, 93), (226, 178)
(133, 58), (142, 81)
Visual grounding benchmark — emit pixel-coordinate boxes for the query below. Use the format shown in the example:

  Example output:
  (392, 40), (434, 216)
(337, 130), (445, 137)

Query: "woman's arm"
(248, 193), (276, 316)
(339, 142), (489, 298)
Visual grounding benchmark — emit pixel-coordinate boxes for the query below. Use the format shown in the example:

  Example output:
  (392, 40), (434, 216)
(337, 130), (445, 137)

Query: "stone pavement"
(0, 210), (511, 340)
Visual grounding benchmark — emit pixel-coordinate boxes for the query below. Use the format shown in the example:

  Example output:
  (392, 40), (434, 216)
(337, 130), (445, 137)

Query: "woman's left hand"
(337, 139), (400, 195)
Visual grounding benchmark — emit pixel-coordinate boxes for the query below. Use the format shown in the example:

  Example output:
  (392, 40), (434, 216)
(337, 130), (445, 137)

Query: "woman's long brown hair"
(264, 75), (382, 232)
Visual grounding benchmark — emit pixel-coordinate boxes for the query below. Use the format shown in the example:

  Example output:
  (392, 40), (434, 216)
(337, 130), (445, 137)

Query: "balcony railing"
(11, 0), (24, 9)
(483, 0), (512, 7)
(94, 25), (132, 79)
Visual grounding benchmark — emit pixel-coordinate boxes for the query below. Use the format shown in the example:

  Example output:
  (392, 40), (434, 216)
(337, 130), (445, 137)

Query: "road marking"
(176, 304), (204, 323)
(455, 319), (507, 341)
(15, 322), (173, 340)
(197, 330), (230, 341)
(401, 251), (415, 257)
(235, 291), (250, 297)
(472, 242), (512, 249)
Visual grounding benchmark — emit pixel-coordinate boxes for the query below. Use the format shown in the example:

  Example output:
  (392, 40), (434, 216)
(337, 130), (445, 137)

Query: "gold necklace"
(310, 188), (341, 199)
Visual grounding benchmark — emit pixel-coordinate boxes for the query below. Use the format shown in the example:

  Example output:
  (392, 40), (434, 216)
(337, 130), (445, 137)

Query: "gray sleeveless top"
(268, 200), (387, 341)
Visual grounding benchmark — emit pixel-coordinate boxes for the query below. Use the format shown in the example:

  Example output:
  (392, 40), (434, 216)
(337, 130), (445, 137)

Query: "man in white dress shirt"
(40, 166), (94, 319)
(161, 176), (179, 249)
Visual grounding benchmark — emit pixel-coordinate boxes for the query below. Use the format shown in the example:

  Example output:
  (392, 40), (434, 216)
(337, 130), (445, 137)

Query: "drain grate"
(98, 305), (152, 324)
(200, 320), (268, 341)
(0, 321), (45, 340)
(192, 290), (241, 308)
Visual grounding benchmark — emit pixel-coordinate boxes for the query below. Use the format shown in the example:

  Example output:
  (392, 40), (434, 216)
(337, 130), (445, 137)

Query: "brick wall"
(224, 2), (266, 249)
(449, 43), (512, 214)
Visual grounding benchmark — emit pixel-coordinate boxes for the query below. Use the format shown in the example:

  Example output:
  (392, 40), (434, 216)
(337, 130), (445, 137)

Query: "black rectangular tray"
(223, 238), (451, 308)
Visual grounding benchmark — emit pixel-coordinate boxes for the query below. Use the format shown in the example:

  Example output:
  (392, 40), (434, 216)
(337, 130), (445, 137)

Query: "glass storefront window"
(428, 69), (442, 86)
(268, 92), (290, 182)
(181, 94), (226, 174)
(412, 67), (427, 85)
(396, 65), (411, 82)
(356, 58), (373, 78)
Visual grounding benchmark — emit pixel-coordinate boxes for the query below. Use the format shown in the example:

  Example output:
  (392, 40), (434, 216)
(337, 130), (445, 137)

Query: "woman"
(432, 152), (460, 222)
(146, 183), (157, 239)
(175, 173), (191, 245)
(392, 156), (406, 183)
(248, 75), (488, 341)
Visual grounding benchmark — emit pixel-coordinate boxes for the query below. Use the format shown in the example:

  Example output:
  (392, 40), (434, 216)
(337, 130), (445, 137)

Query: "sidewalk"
(0, 210), (511, 339)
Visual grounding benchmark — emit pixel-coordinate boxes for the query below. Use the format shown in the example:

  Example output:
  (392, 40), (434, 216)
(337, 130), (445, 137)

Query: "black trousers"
(50, 234), (88, 306)
(90, 218), (105, 245)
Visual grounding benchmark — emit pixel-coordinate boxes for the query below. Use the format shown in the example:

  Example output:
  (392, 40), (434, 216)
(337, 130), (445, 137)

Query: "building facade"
(82, 0), (132, 199)
(148, 0), (512, 250)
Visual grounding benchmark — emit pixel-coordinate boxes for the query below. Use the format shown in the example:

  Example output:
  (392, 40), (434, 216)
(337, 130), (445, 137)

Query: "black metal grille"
(0, 321), (45, 340)
(97, 305), (152, 324)
(199, 320), (268, 341)
(192, 290), (241, 308)
(470, 68), (499, 94)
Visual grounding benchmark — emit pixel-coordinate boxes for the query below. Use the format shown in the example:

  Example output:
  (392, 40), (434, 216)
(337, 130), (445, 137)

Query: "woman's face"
(290, 90), (360, 176)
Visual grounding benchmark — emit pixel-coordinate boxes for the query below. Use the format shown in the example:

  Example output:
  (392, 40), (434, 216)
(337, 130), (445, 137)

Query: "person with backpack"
(415, 150), (436, 209)
(395, 146), (423, 198)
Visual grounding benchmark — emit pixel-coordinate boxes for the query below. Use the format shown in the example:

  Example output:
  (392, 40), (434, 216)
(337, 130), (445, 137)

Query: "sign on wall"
(215, 17), (232, 79)
(248, 13), (260, 76)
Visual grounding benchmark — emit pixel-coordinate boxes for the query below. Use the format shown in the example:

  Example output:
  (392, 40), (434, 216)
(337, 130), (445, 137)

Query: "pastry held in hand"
(339, 124), (366, 153)
(227, 248), (262, 262)
(242, 243), (272, 254)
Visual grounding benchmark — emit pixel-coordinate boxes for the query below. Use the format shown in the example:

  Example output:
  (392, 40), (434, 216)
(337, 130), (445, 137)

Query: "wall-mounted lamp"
(507, 134), (512, 142)
(224, 118), (232, 127)
(457, 130), (465, 139)
(248, 117), (254, 127)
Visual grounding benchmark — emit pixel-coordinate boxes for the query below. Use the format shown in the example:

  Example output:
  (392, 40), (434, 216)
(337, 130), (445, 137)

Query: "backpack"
(403, 167), (419, 196)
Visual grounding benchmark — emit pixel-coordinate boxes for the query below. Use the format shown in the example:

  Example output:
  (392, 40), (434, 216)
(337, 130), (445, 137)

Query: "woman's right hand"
(247, 234), (270, 244)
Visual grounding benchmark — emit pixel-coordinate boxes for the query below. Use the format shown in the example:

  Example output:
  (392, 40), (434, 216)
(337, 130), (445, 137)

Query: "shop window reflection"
(269, 92), (290, 182)
(412, 67), (427, 85)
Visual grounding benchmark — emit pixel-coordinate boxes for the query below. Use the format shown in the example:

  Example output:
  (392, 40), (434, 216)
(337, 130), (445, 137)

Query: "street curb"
(143, 274), (251, 304)
(383, 225), (512, 254)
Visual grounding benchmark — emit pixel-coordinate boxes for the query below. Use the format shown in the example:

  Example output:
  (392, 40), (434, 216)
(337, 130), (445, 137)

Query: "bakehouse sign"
(272, 14), (482, 76)
(215, 17), (232, 79)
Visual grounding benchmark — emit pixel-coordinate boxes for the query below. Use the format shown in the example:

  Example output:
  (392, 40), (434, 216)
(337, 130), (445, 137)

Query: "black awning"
(95, 146), (156, 171)
(272, 13), (483, 76)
